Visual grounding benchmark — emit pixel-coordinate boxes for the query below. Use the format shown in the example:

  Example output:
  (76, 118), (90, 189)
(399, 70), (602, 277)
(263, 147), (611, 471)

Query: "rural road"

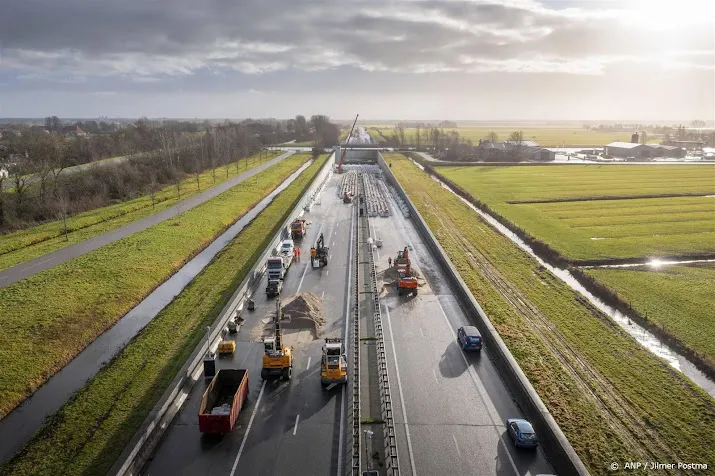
(0, 151), (294, 288)
(143, 171), (556, 476)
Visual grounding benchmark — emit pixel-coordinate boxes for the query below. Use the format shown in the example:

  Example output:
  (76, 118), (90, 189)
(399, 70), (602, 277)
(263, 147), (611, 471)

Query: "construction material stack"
(198, 369), (249, 434)
(261, 298), (294, 381)
(362, 173), (390, 217)
(340, 170), (358, 202)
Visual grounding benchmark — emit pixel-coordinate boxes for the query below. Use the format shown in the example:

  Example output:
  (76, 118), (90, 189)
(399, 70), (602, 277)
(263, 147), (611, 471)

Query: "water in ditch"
(410, 159), (715, 399)
(0, 160), (314, 465)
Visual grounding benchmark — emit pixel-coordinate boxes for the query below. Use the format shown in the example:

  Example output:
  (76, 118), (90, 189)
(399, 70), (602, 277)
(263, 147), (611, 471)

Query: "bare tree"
(416, 124), (421, 150)
(147, 172), (159, 209)
(640, 132), (648, 145)
(508, 130), (524, 161)
(397, 124), (406, 147)
(11, 158), (31, 216)
(486, 131), (499, 143)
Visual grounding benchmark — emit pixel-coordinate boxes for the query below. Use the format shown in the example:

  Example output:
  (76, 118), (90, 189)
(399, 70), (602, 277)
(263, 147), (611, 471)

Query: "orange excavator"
(395, 247), (418, 296)
(335, 114), (359, 174)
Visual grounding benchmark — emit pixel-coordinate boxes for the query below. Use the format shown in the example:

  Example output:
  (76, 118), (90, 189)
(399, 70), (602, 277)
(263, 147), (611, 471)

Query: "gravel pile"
(280, 292), (326, 337)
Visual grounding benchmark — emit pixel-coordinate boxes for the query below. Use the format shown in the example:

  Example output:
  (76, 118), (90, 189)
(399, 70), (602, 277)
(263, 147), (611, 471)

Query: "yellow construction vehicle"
(320, 338), (347, 388)
(261, 297), (293, 381)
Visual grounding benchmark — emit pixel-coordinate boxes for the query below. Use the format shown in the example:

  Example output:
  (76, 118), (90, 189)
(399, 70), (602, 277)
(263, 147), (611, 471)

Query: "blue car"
(457, 326), (482, 352)
(506, 418), (538, 449)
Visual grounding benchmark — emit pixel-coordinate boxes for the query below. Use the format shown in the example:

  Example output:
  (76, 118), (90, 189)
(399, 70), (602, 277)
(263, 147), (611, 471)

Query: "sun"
(629, 0), (715, 27)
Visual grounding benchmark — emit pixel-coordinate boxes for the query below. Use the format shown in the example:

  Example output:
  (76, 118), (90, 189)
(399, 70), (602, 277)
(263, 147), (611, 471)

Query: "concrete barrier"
(110, 153), (334, 476)
(377, 154), (590, 476)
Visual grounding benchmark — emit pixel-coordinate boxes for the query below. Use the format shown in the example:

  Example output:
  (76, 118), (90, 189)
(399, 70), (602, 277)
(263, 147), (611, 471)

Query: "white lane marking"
(229, 380), (267, 476)
(326, 270), (329, 276)
(419, 327), (425, 338)
(432, 368), (439, 384)
(337, 207), (355, 476)
(332, 241), (335, 245)
(293, 414), (300, 435)
(384, 303), (418, 476)
(452, 434), (461, 457)
(330, 254), (333, 259)
(307, 356), (312, 370)
(321, 291), (325, 298)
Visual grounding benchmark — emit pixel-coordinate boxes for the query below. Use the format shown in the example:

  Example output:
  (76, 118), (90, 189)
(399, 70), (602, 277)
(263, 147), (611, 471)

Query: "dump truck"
(266, 278), (283, 297)
(198, 369), (249, 434)
(290, 219), (306, 239)
(321, 338), (348, 387)
(261, 298), (293, 381)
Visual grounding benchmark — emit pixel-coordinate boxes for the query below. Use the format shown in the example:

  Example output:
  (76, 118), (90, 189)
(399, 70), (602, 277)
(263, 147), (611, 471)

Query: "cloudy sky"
(0, 0), (712, 120)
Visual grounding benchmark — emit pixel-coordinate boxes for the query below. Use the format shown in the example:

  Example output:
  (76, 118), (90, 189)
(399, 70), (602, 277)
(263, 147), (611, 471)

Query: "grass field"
(437, 165), (715, 262)
(0, 155), (329, 476)
(586, 263), (715, 368)
(386, 153), (715, 474)
(369, 126), (644, 147)
(0, 151), (280, 272)
(0, 154), (313, 420)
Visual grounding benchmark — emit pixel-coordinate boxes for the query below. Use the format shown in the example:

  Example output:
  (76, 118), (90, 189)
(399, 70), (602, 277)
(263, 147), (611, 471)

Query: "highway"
(0, 151), (293, 288)
(142, 167), (557, 476)
(371, 185), (555, 476)
(143, 171), (354, 476)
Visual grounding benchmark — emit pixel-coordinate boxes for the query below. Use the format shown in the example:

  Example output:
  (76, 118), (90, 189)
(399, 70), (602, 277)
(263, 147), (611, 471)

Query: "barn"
(604, 142), (649, 158)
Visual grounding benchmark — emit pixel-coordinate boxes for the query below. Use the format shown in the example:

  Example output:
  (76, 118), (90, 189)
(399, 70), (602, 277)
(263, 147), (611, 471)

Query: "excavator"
(261, 297), (293, 381)
(335, 114), (359, 174)
(310, 232), (329, 268)
(320, 338), (348, 388)
(395, 247), (418, 296)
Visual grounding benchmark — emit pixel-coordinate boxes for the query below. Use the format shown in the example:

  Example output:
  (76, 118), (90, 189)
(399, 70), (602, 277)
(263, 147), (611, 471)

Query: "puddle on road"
(0, 160), (316, 465)
(411, 159), (715, 398)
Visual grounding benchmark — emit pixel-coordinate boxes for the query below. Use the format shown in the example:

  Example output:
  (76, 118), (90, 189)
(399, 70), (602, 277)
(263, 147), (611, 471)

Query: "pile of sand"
(260, 292), (325, 339)
(381, 265), (423, 283)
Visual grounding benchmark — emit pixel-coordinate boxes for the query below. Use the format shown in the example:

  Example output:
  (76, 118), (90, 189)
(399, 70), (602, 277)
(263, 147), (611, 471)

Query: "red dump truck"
(198, 369), (249, 434)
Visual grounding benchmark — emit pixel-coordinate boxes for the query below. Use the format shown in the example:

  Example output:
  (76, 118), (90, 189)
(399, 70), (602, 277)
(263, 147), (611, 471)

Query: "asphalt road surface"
(143, 170), (558, 476)
(371, 185), (555, 476)
(143, 173), (354, 476)
(0, 151), (294, 288)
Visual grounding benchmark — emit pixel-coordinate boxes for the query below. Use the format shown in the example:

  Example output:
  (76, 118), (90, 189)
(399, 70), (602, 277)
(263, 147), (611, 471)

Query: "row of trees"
(0, 114), (341, 233)
(379, 125), (526, 161)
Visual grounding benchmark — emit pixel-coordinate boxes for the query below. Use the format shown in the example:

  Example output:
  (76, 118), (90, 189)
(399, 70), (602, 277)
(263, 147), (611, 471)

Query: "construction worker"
(388, 257), (392, 267)
(293, 247), (298, 258)
(297, 247), (301, 260)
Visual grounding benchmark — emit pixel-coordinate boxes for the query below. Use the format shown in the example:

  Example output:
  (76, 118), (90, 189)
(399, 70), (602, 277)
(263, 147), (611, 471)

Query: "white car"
(280, 239), (294, 256)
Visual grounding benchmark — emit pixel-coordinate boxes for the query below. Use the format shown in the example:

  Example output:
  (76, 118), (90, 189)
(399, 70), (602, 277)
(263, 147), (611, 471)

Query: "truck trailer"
(198, 369), (249, 434)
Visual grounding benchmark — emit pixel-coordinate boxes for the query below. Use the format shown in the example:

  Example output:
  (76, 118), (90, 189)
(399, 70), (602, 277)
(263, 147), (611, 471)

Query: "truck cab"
(321, 338), (348, 387)
(267, 256), (286, 281)
(290, 219), (306, 239)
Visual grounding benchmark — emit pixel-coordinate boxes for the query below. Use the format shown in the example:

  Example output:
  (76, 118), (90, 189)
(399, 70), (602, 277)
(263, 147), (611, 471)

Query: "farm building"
(476, 141), (555, 161)
(605, 142), (685, 159)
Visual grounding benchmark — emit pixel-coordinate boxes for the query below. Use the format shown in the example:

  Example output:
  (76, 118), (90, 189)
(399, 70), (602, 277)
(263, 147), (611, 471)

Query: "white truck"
(266, 239), (295, 281)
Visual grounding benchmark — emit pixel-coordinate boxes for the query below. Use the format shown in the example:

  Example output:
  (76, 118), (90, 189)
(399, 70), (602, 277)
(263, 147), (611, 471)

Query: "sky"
(0, 0), (713, 120)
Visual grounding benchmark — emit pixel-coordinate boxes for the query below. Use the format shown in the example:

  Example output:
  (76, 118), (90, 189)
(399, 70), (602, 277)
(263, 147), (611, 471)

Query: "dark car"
(506, 418), (538, 449)
(457, 325), (482, 352)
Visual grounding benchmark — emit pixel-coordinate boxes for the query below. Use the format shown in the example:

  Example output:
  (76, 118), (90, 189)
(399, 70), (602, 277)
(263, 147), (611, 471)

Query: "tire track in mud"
(420, 195), (683, 467)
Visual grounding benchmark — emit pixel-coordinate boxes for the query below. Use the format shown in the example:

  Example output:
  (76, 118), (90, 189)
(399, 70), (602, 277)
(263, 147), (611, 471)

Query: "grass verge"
(0, 151), (281, 272)
(386, 153), (715, 474)
(0, 153), (310, 419)
(0, 154), (329, 476)
(585, 263), (715, 369)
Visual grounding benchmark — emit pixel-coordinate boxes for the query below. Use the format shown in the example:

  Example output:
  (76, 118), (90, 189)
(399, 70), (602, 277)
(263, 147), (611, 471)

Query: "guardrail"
(110, 153), (335, 476)
(376, 154), (590, 476)
(362, 174), (400, 476)
(350, 193), (361, 475)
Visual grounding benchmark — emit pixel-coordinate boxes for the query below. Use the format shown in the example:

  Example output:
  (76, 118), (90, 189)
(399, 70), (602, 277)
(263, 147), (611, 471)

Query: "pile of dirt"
(279, 292), (326, 337)
(381, 265), (424, 283)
